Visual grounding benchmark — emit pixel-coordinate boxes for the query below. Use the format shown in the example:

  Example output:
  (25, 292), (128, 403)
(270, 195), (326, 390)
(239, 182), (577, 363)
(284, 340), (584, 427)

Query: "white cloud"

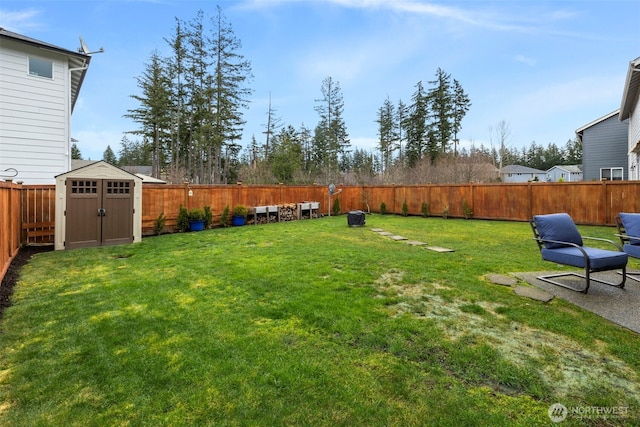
(515, 54), (536, 66)
(0, 8), (42, 32)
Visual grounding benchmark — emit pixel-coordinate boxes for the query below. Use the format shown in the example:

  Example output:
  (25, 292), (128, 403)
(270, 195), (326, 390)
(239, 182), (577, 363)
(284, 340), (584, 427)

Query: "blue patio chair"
(615, 213), (640, 282)
(530, 213), (627, 293)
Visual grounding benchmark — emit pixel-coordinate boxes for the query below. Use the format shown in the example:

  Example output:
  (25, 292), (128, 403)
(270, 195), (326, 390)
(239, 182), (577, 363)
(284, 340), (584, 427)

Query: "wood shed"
(54, 161), (142, 250)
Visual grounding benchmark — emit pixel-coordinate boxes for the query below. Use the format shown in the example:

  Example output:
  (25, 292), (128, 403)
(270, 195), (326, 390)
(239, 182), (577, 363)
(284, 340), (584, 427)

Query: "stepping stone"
(370, 228), (385, 232)
(486, 273), (517, 287)
(404, 240), (427, 246)
(514, 286), (554, 302)
(389, 235), (407, 241)
(425, 246), (454, 252)
(377, 231), (393, 236)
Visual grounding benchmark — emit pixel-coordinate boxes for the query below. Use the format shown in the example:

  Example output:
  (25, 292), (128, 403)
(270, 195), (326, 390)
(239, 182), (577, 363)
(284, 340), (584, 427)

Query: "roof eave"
(575, 109), (620, 136)
(0, 28), (91, 112)
(620, 57), (640, 121)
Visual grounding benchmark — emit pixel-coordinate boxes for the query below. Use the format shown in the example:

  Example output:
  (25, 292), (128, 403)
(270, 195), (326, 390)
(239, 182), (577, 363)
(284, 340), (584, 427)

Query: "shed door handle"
(97, 208), (106, 216)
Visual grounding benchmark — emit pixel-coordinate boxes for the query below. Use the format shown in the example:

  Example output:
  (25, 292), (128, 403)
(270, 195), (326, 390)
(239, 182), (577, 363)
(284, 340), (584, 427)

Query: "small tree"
(153, 212), (166, 235)
(177, 205), (190, 232)
(462, 199), (473, 219)
(380, 202), (387, 215)
(332, 198), (341, 216)
(401, 199), (409, 217)
(421, 202), (430, 218)
(204, 206), (213, 229)
(220, 205), (230, 227)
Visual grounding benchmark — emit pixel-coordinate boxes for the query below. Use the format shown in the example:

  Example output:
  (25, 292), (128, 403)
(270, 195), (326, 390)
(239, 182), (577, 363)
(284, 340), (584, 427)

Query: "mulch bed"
(0, 246), (53, 320)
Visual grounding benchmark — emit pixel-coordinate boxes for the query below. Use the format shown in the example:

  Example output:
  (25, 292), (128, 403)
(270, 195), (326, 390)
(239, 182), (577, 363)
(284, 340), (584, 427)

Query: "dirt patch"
(1, 245), (53, 320)
(374, 268), (640, 400)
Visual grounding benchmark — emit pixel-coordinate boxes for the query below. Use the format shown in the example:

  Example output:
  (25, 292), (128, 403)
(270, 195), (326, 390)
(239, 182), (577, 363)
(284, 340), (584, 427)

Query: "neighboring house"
(499, 165), (546, 183)
(0, 28), (91, 184)
(576, 110), (628, 181)
(546, 165), (583, 182)
(620, 56), (640, 181)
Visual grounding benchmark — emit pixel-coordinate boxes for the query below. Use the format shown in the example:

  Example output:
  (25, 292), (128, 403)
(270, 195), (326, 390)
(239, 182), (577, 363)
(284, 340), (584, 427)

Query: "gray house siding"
(580, 112), (628, 181)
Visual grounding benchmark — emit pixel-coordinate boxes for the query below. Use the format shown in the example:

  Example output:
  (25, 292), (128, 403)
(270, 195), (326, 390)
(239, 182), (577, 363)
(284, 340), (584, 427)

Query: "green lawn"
(1, 215), (638, 426)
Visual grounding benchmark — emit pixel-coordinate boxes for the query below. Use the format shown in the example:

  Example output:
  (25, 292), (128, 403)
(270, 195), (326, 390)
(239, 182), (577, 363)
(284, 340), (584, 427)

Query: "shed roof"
(0, 27), (91, 112)
(57, 160), (141, 182)
(620, 56), (640, 121)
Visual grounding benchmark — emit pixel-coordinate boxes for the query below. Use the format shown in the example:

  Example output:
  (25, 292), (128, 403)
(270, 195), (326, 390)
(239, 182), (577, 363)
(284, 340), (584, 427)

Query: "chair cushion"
(619, 213), (640, 246)
(541, 247), (627, 270)
(624, 243), (640, 258)
(534, 213), (583, 249)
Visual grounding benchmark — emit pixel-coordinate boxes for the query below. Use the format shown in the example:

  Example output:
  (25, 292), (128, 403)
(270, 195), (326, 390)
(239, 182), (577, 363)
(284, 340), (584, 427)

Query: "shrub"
(188, 208), (205, 222)
(220, 205), (230, 227)
(204, 206), (213, 229)
(401, 199), (409, 217)
(177, 205), (190, 232)
(233, 204), (248, 218)
(153, 212), (166, 235)
(332, 198), (341, 216)
(380, 202), (387, 215)
(421, 202), (430, 218)
(462, 199), (473, 219)
(442, 206), (449, 219)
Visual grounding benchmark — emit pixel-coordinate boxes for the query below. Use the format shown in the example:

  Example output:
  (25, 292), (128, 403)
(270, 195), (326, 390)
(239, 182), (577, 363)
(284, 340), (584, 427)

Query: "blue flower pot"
(232, 216), (246, 226)
(189, 220), (205, 231)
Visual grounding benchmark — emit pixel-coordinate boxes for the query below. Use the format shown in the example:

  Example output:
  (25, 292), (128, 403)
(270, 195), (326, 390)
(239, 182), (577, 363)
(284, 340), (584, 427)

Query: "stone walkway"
(370, 228), (454, 253)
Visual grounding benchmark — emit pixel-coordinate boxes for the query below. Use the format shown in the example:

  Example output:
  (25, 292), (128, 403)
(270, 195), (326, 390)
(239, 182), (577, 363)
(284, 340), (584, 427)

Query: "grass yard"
(0, 215), (638, 426)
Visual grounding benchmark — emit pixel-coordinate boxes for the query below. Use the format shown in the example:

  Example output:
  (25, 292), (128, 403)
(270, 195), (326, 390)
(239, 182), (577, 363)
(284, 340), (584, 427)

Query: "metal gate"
(65, 179), (134, 249)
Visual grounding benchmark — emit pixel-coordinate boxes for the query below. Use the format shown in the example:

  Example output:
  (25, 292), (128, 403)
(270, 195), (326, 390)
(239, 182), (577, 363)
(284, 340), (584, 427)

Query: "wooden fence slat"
(4, 181), (640, 283)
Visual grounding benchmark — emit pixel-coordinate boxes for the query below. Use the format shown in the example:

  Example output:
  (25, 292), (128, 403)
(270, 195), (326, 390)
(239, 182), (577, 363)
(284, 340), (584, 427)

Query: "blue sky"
(1, 0), (638, 161)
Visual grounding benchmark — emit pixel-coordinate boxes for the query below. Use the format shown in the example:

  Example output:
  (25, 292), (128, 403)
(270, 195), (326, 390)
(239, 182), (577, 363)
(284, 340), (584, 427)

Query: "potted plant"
(232, 204), (248, 226)
(188, 208), (206, 231)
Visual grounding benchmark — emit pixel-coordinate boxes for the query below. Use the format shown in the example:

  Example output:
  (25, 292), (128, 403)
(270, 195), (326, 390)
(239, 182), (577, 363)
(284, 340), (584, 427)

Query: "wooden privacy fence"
(1, 181), (22, 281)
(3, 181), (640, 282)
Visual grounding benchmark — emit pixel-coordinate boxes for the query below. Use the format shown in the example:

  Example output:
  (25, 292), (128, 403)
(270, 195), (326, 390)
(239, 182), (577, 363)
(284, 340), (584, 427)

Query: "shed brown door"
(65, 179), (134, 249)
(102, 180), (134, 247)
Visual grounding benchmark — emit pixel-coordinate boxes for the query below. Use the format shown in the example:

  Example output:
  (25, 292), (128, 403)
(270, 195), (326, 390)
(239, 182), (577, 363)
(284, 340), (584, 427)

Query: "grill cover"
(347, 210), (366, 227)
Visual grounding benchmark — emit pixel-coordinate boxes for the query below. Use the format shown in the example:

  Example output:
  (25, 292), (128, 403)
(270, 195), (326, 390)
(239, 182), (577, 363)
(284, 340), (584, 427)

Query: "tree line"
(71, 6), (581, 184)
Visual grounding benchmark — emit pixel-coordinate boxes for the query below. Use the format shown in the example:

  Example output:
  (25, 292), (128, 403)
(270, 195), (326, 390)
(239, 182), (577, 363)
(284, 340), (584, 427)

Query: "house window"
(28, 56), (53, 79)
(600, 167), (623, 181)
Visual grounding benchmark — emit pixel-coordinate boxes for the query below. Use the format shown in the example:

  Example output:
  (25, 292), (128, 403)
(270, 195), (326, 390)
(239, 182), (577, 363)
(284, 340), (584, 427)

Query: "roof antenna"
(78, 36), (104, 55)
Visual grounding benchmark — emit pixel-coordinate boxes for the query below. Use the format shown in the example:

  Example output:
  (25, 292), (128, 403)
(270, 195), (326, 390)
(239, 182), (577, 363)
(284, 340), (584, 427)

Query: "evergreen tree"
(427, 68), (454, 157)
(396, 99), (407, 167)
(71, 143), (82, 160)
(271, 125), (303, 184)
(452, 78), (471, 156)
(118, 135), (151, 166)
(376, 96), (398, 173)
(124, 50), (172, 178)
(164, 17), (189, 180)
(103, 145), (118, 165)
(208, 5), (253, 183)
(564, 138), (582, 164)
(404, 81), (430, 167)
(313, 76), (350, 174)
